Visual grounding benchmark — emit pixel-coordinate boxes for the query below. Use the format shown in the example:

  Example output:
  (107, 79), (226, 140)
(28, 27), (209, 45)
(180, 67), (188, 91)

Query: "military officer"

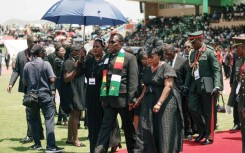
(184, 31), (221, 145)
(229, 34), (245, 153)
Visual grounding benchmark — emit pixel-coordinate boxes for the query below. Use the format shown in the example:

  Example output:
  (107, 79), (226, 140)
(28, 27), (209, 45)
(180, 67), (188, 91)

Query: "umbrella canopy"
(41, 0), (128, 26)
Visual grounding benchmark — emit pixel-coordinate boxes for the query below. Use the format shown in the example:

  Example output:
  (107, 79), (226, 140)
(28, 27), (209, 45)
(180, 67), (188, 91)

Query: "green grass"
(0, 71), (233, 153)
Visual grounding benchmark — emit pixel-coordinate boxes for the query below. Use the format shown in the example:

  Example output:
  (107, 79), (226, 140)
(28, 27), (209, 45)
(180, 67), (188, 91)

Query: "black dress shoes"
(201, 138), (213, 145)
(20, 136), (33, 144)
(111, 143), (122, 152)
(230, 124), (240, 131)
(194, 133), (205, 143)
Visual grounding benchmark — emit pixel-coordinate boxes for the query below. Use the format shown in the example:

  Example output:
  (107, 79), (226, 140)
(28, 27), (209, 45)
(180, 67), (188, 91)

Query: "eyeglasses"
(95, 38), (106, 47)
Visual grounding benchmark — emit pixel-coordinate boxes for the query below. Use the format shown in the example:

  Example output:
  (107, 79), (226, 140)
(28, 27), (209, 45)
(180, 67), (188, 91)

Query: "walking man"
(94, 33), (138, 153)
(184, 31), (221, 145)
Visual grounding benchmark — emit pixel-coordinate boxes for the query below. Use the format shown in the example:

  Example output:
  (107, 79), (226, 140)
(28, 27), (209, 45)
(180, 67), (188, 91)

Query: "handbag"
(22, 62), (44, 107)
(217, 94), (226, 113)
(22, 91), (39, 107)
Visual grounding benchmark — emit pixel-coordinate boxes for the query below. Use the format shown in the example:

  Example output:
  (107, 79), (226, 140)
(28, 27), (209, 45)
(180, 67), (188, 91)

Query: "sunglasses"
(108, 40), (121, 45)
(184, 46), (191, 49)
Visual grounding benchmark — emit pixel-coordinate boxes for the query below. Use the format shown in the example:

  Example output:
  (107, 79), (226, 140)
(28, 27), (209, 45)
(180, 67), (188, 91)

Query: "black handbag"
(22, 91), (39, 107)
(22, 62), (44, 107)
(217, 94), (226, 113)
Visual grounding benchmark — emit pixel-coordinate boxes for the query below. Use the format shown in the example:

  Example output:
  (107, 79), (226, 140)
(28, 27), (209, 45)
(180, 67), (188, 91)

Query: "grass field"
(0, 67), (234, 153)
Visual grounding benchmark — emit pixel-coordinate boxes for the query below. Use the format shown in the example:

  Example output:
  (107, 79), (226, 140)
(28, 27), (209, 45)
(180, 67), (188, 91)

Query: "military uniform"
(185, 31), (221, 144)
(231, 34), (245, 153)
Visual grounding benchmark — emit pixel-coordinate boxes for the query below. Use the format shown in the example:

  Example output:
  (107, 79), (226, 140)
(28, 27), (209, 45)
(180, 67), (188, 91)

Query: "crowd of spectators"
(125, 3), (245, 50)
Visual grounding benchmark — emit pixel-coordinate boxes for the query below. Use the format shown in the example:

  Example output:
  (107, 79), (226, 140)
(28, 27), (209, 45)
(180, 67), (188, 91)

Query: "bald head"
(164, 44), (175, 61)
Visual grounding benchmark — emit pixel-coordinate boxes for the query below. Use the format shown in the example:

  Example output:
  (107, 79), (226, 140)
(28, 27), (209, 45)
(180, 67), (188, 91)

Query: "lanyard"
(193, 51), (201, 68)
(25, 49), (31, 61)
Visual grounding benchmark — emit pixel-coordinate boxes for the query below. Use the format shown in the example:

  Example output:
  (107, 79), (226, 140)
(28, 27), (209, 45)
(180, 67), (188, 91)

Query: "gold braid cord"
(188, 49), (198, 76)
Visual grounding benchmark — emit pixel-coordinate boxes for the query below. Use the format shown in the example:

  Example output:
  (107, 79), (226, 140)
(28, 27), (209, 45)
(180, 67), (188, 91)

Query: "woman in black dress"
(84, 38), (121, 153)
(62, 44), (86, 147)
(53, 45), (67, 125)
(134, 48), (184, 153)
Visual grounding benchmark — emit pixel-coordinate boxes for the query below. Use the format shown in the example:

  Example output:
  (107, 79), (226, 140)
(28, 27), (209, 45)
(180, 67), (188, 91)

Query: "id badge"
(236, 82), (241, 95)
(89, 78), (95, 85)
(194, 69), (200, 80)
(104, 58), (109, 64)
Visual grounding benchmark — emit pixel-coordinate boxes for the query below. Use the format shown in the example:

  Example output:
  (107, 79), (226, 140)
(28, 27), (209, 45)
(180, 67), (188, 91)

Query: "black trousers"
(182, 96), (194, 135)
(26, 107), (43, 138)
(234, 100), (240, 125)
(95, 106), (136, 153)
(56, 83), (67, 123)
(223, 65), (230, 78)
(188, 92), (213, 138)
(29, 101), (56, 147)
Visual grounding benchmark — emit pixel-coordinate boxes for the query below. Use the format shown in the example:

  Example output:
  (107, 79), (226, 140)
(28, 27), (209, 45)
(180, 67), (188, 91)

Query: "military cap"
(232, 34), (245, 47)
(71, 44), (82, 51)
(188, 31), (203, 43)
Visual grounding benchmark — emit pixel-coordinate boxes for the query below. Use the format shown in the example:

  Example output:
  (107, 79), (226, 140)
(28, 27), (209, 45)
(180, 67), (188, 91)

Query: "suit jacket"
(166, 54), (188, 92)
(185, 44), (221, 93)
(101, 50), (138, 108)
(228, 58), (245, 111)
(9, 50), (29, 93)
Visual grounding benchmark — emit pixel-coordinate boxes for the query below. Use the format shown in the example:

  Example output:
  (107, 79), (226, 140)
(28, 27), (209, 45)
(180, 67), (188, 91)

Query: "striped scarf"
(100, 49), (125, 96)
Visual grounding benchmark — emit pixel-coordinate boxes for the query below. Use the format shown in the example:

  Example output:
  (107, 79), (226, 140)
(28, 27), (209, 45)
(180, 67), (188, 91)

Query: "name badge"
(89, 78), (96, 85)
(194, 69), (200, 80)
(236, 82), (241, 95)
(104, 58), (109, 64)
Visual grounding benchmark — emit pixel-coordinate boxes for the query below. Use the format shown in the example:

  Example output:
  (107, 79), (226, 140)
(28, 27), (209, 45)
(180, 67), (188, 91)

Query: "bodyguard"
(23, 44), (64, 152)
(229, 34), (245, 153)
(184, 31), (221, 145)
(7, 35), (44, 143)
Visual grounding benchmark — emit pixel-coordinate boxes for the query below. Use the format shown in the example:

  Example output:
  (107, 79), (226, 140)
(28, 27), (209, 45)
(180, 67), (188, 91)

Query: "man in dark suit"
(7, 35), (44, 143)
(184, 31), (221, 145)
(164, 44), (194, 140)
(94, 33), (138, 153)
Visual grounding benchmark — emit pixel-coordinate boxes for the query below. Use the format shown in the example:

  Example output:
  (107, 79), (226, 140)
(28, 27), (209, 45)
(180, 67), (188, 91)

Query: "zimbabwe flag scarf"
(100, 49), (125, 96)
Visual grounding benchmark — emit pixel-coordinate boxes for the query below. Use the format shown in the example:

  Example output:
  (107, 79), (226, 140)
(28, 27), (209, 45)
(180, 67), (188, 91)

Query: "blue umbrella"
(41, 0), (128, 26)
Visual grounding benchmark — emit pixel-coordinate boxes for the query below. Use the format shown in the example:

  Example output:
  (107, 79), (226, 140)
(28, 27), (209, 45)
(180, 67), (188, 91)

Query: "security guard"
(230, 34), (245, 153)
(184, 31), (221, 145)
